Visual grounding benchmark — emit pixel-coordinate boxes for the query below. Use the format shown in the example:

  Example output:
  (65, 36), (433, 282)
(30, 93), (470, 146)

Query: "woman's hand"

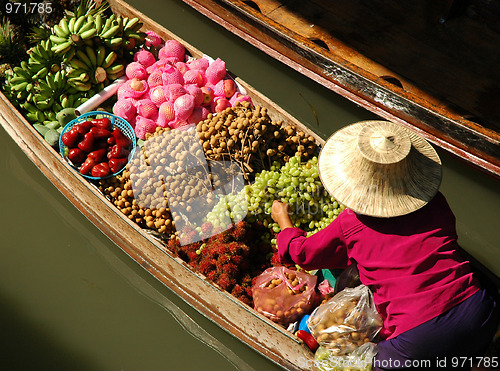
(271, 200), (293, 230)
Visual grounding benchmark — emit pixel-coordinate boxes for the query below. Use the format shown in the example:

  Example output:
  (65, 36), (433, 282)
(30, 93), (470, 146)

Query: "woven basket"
(59, 111), (136, 180)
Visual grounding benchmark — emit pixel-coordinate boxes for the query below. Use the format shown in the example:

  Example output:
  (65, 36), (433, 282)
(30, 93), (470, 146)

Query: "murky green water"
(0, 0), (499, 370)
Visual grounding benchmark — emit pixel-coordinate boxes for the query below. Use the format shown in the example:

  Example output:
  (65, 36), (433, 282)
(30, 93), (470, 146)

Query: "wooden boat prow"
(0, 1), (324, 368)
(179, 0), (500, 179)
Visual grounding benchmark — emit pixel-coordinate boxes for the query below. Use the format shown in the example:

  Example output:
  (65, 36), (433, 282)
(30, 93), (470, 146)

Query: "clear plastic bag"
(307, 285), (382, 356)
(313, 342), (378, 371)
(252, 266), (317, 326)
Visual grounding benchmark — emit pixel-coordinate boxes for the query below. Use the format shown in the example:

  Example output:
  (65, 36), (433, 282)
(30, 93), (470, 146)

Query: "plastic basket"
(59, 111), (137, 180)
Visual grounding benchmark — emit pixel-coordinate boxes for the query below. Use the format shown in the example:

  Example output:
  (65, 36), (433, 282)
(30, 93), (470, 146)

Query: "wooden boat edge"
(179, 0), (500, 180)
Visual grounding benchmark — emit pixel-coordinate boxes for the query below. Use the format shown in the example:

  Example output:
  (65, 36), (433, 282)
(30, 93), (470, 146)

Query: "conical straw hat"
(318, 120), (442, 217)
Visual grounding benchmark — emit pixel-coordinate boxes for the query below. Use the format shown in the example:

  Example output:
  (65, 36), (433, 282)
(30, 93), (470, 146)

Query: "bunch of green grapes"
(205, 155), (344, 244)
(246, 155), (344, 239)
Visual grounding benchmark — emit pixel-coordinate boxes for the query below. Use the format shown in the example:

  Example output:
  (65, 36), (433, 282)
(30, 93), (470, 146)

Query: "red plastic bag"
(252, 266), (317, 326)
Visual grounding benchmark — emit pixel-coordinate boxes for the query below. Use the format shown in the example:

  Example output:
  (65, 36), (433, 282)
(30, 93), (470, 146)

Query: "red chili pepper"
(107, 144), (130, 159)
(108, 157), (128, 173)
(87, 148), (107, 162)
(112, 127), (132, 148)
(91, 117), (112, 131)
(68, 148), (86, 165)
(74, 120), (93, 135)
(61, 127), (80, 148)
(91, 162), (111, 178)
(78, 132), (95, 153)
(89, 126), (112, 140)
(79, 156), (95, 175)
(296, 330), (319, 352)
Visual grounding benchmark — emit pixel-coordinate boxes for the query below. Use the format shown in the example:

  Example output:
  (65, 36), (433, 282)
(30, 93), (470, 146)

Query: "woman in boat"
(271, 120), (499, 370)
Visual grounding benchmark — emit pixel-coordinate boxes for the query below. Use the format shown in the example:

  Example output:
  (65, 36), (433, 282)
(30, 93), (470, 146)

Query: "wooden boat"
(178, 0), (500, 179)
(0, 1), (325, 369)
(1, 1), (498, 370)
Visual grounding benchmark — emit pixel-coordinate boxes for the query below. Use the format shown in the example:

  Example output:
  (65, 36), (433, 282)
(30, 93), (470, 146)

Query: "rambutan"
(198, 258), (217, 275)
(217, 273), (236, 291)
(230, 254), (243, 265)
(206, 270), (218, 282)
(187, 250), (200, 262)
(270, 252), (281, 266)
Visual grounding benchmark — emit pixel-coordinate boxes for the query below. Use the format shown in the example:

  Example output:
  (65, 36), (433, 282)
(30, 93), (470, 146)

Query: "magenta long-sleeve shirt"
(277, 192), (480, 340)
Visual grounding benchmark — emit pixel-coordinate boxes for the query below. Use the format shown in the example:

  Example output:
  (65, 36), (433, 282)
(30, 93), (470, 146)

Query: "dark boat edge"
(179, 0), (500, 180)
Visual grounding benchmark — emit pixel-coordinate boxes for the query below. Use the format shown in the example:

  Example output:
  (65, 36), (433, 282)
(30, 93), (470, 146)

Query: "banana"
(69, 59), (91, 71)
(76, 50), (93, 69)
(70, 81), (92, 92)
(34, 66), (49, 79)
(49, 34), (68, 44)
(101, 24), (121, 39)
(46, 73), (56, 90)
(96, 45), (106, 66)
(38, 42), (50, 60)
(128, 31), (147, 41)
(25, 112), (39, 123)
(53, 24), (68, 38)
(63, 48), (76, 61)
(106, 69), (125, 81)
(53, 40), (73, 54)
(95, 14), (103, 34)
(13, 66), (31, 80)
(11, 81), (29, 91)
(9, 75), (28, 84)
(73, 16), (86, 34)
(60, 95), (70, 109)
(85, 46), (97, 68)
(54, 70), (63, 86)
(78, 18), (95, 34)
(102, 51), (117, 68)
(80, 27), (97, 40)
(100, 17), (114, 36)
(105, 37), (123, 49)
(59, 18), (70, 35)
(125, 17), (141, 31)
(68, 17), (76, 34)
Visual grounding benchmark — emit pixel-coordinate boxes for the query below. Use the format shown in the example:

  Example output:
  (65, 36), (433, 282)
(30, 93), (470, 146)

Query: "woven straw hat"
(318, 120), (442, 217)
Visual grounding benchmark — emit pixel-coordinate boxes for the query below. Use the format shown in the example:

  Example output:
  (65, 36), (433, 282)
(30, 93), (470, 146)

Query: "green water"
(0, 0), (499, 370)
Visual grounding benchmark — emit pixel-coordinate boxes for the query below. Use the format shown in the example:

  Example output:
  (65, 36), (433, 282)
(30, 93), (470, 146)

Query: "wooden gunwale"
(178, 0), (500, 180)
(0, 1), (331, 369)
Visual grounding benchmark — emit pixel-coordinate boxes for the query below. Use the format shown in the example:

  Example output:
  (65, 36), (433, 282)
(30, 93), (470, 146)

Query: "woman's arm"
(271, 200), (349, 270)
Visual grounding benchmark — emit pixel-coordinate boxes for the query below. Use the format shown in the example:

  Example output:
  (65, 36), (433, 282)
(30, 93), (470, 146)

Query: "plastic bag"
(252, 266), (317, 326)
(308, 285), (382, 356)
(313, 342), (378, 371)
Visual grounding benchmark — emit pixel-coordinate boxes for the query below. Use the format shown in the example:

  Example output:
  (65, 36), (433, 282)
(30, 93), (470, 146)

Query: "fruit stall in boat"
(0, 0), (499, 370)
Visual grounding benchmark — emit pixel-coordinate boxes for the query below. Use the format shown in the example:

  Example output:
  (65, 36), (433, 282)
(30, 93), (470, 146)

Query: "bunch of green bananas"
(50, 14), (98, 56)
(28, 39), (64, 80)
(67, 44), (125, 92)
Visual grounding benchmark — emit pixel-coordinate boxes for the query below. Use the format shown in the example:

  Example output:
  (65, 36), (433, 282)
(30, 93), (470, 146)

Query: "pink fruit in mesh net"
(134, 49), (156, 68)
(184, 84), (204, 106)
(117, 78), (148, 100)
(145, 31), (162, 47)
(229, 93), (253, 106)
(174, 94), (195, 120)
(162, 65), (184, 85)
(113, 98), (137, 122)
(211, 80), (225, 97)
(211, 96), (230, 113)
(165, 83), (187, 102)
(149, 86), (167, 106)
(200, 86), (214, 106)
(188, 58), (210, 72)
(158, 39), (185, 61)
(126, 62), (148, 80)
(183, 69), (204, 86)
(175, 62), (190, 74)
(187, 106), (209, 125)
(205, 58), (226, 84)
(147, 70), (163, 88)
(157, 101), (176, 128)
(135, 116), (157, 140)
(136, 99), (159, 120)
